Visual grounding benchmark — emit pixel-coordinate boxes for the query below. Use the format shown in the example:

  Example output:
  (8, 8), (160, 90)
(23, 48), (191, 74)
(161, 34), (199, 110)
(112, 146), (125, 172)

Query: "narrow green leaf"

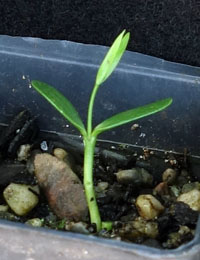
(31, 80), (86, 136)
(96, 30), (130, 85)
(93, 98), (172, 136)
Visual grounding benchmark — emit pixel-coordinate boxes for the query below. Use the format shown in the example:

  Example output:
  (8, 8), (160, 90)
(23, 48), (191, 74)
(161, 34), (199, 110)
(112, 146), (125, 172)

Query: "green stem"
(83, 135), (101, 231)
(87, 83), (100, 135)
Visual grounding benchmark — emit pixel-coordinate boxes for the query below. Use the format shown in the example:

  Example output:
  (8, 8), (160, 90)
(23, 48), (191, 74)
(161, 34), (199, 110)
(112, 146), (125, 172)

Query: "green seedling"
(31, 30), (172, 232)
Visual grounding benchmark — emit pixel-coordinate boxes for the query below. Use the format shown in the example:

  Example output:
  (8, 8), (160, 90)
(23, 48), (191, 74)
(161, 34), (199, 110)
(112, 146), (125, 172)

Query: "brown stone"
(34, 153), (88, 221)
(154, 182), (169, 196)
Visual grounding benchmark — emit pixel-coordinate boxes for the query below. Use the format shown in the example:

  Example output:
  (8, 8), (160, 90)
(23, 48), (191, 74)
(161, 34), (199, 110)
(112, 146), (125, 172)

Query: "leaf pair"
(31, 30), (172, 139)
(32, 80), (172, 138)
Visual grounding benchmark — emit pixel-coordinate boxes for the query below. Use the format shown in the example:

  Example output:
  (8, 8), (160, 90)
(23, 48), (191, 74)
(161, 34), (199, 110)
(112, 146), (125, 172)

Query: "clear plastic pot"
(0, 35), (200, 259)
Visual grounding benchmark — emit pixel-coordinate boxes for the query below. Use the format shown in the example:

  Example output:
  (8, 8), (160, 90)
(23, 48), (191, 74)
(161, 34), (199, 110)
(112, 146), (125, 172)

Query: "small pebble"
(162, 168), (177, 185)
(0, 205), (9, 212)
(65, 221), (89, 234)
(34, 153), (88, 221)
(26, 218), (43, 227)
(40, 141), (48, 151)
(53, 148), (75, 170)
(154, 182), (169, 196)
(131, 123), (139, 131)
(136, 194), (164, 220)
(53, 148), (67, 161)
(17, 144), (31, 161)
(115, 168), (153, 186)
(96, 182), (109, 192)
(133, 217), (158, 239)
(170, 185), (181, 197)
(117, 218), (158, 241)
(177, 189), (200, 211)
(182, 182), (200, 193)
(3, 183), (39, 216)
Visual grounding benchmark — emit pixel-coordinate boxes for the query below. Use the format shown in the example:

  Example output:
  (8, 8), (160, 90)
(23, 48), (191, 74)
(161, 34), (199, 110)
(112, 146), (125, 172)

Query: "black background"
(1, 0), (200, 66)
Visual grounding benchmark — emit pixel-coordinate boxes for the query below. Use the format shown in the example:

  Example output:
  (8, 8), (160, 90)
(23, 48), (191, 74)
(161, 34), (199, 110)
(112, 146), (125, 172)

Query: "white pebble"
(136, 194), (164, 220)
(53, 148), (67, 160)
(3, 183), (39, 216)
(17, 144), (31, 161)
(177, 189), (200, 211)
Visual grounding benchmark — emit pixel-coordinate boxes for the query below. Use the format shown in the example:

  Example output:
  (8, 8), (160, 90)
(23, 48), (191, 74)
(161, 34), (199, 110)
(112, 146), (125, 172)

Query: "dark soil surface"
(1, 0), (200, 66)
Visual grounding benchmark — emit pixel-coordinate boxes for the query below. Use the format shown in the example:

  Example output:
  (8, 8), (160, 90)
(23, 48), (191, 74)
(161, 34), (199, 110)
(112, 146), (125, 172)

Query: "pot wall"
(1, 35), (200, 155)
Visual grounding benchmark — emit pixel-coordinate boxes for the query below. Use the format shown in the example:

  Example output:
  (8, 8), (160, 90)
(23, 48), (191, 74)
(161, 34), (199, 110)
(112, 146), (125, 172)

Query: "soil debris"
(170, 202), (198, 226)
(0, 110), (38, 158)
(163, 226), (194, 249)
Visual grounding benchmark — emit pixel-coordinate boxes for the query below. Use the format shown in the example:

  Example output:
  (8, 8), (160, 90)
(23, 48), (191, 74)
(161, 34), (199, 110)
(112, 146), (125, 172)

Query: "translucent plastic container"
(0, 35), (200, 260)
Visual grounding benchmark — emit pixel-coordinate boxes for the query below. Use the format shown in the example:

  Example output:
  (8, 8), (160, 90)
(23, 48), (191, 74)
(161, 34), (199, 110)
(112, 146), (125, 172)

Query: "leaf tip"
(166, 97), (173, 106)
(120, 29), (126, 36)
(125, 31), (130, 38)
(31, 80), (41, 90)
